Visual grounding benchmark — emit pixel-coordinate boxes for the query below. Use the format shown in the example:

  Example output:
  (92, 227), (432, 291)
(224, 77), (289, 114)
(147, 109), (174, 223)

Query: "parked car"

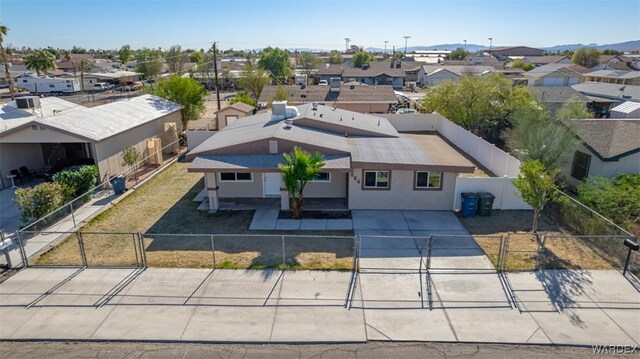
(395, 108), (417, 114)
(318, 80), (328, 86)
(93, 83), (109, 92)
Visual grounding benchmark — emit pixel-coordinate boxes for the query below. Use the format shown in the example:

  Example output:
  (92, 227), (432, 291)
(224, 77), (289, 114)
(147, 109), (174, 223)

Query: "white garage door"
(542, 77), (564, 86)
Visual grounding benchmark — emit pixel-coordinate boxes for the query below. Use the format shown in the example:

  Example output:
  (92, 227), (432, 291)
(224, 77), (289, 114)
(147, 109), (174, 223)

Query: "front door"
(263, 173), (281, 197)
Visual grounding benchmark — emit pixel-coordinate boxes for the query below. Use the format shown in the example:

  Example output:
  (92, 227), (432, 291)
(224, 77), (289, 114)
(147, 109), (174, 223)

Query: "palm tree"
(78, 58), (93, 92)
(24, 49), (56, 76)
(62, 50), (77, 77)
(278, 147), (326, 219)
(0, 25), (16, 100)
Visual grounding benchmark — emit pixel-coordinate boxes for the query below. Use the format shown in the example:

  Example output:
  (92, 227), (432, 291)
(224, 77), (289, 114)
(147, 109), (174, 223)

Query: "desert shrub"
(52, 165), (99, 201)
(14, 182), (65, 223)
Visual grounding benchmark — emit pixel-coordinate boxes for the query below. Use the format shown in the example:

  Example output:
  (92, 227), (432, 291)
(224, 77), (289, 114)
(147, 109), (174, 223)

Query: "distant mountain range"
(360, 40), (640, 53)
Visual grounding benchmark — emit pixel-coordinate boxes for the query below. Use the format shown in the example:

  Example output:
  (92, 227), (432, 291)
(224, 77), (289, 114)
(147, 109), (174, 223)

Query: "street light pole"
(384, 40), (388, 55)
(488, 37), (493, 55)
(344, 38), (351, 53)
(403, 36), (411, 55)
(463, 40), (467, 51)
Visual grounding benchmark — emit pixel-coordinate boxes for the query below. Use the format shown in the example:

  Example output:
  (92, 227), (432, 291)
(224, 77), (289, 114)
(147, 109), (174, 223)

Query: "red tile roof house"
(187, 101), (476, 212)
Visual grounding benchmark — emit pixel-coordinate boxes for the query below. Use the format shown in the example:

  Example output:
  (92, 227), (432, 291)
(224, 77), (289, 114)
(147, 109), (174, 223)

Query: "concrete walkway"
(249, 208), (353, 231)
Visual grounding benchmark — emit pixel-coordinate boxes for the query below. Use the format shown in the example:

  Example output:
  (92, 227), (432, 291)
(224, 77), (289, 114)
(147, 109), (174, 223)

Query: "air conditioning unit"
(15, 96), (41, 110)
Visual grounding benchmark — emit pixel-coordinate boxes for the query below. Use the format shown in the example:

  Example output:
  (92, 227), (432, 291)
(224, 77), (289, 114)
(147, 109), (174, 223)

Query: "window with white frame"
(415, 171), (442, 189)
(363, 170), (389, 189)
(219, 172), (252, 182)
(312, 172), (330, 182)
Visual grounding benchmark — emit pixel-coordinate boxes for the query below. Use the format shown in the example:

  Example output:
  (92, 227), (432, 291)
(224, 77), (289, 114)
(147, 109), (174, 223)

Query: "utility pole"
(403, 36), (411, 55)
(212, 42), (221, 111)
(488, 37), (493, 55)
(344, 38), (351, 53)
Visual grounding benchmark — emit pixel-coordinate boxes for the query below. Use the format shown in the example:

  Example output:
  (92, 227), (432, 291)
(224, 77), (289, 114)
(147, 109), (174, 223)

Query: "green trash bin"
(476, 192), (495, 216)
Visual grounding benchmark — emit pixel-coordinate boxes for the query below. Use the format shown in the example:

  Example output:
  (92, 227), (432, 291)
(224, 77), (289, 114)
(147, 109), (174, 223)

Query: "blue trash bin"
(460, 192), (479, 218)
(110, 175), (127, 195)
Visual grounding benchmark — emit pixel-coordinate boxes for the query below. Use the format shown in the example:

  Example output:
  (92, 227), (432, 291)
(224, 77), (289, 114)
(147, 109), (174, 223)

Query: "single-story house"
(581, 70), (640, 86)
(572, 82), (640, 116)
(487, 46), (545, 61)
(316, 60), (407, 89)
(187, 101), (475, 212)
(0, 94), (182, 188)
(82, 70), (143, 89)
(417, 65), (497, 86)
(524, 63), (589, 87)
(590, 55), (639, 71)
(443, 55), (501, 67)
(258, 83), (398, 114)
(561, 119), (640, 188)
(522, 56), (571, 67)
(530, 86), (591, 115)
(215, 102), (255, 130)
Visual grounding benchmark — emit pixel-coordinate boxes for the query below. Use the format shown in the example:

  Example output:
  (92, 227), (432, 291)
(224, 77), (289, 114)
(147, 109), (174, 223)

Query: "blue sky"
(1, 0), (638, 50)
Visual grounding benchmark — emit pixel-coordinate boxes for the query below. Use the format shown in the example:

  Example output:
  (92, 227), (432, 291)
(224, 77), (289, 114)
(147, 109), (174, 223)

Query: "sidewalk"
(0, 267), (638, 345)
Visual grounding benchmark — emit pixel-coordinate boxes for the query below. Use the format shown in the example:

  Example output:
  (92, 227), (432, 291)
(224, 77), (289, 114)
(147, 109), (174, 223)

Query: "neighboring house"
(610, 102), (640, 118)
(417, 65), (496, 86)
(443, 55), (501, 67)
(316, 60), (407, 89)
(187, 102), (475, 212)
(405, 50), (450, 64)
(13, 74), (81, 94)
(590, 55), (639, 71)
(523, 56), (571, 67)
(82, 70), (143, 89)
(487, 46), (545, 61)
(530, 86), (590, 115)
(56, 54), (96, 72)
(523, 63), (589, 86)
(215, 102), (255, 130)
(581, 70), (640, 86)
(572, 82), (640, 116)
(258, 83), (398, 113)
(0, 94), (183, 188)
(561, 119), (640, 188)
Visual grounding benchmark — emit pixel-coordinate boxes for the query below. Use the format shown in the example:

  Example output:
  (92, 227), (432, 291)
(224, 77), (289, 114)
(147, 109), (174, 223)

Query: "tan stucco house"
(215, 102), (255, 130)
(0, 94), (182, 188)
(187, 101), (475, 212)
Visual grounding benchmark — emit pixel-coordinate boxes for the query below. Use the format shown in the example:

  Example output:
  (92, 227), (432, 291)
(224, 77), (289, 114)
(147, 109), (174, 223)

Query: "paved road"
(0, 341), (620, 359)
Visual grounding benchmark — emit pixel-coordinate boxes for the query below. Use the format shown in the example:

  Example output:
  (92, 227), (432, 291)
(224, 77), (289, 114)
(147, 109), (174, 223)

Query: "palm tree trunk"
(292, 191), (304, 219)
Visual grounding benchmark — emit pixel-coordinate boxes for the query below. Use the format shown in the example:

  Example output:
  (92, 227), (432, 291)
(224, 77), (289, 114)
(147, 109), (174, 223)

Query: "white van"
(93, 83), (109, 91)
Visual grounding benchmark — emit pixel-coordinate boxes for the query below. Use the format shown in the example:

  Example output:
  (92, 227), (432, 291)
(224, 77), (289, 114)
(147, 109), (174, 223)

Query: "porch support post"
(280, 189), (289, 210)
(206, 172), (219, 213)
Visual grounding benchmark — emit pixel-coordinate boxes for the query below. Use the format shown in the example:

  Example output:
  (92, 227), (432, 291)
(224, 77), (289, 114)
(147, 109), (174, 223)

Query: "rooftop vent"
(15, 96), (41, 110)
(312, 102), (319, 110)
(272, 101), (287, 117)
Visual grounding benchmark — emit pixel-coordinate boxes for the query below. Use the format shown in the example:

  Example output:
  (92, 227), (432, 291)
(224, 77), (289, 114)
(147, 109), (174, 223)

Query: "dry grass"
(36, 161), (354, 270)
(459, 211), (617, 271)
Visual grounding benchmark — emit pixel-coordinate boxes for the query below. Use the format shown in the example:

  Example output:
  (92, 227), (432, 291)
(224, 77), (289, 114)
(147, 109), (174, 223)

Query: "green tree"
(136, 49), (164, 79)
(352, 51), (374, 68)
(601, 49), (621, 56)
(510, 58), (535, 71)
(166, 45), (188, 74)
(52, 165), (99, 201)
(577, 174), (640, 232)
(149, 75), (207, 129)
(228, 92), (257, 107)
(121, 147), (142, 181)
(503, 109), (578, 169)
(298, 51), (321, 78)
(571, 47), (600, 68)
(258, 47), (292, 82)
(328, 50), (343, 64)
(14, 182), (65, 224)
(268, 85), (291, 108)
(421, 74), (538, 142)
(240, 65), (270, 99)
(446, 47), (470, 60)
(189, 50), (204, 64)
(513, 159), (562, 233)
(278, 147), (326, 219)
(555, 96), (593, 120)
(118, 44), (132, 65)
(24, 49), (57, 75)
(0, 25), (16, 100)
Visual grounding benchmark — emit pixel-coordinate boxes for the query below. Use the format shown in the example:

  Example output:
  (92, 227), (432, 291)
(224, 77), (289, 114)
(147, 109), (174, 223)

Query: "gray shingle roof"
(572, 82), (640, 102)
(190, 154), (351, 171)
(530, 87), (590, 103)
(584, 70), (640, 80)
(421, 65), (497, 76)
(257, 84), (397, 104)
(524, 63), (589, 78)
(564, 119), (640, 159)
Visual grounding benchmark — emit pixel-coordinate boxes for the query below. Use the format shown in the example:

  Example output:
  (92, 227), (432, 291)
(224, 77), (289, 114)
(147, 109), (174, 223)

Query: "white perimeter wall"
(386, 113), (530, 210)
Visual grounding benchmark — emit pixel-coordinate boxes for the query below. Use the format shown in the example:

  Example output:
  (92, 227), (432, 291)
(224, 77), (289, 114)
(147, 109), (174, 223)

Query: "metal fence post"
(352, 235), (357, 272)
(358, 235), (362, 273)
(426, 234), (433, 271)
(210, 235), (216, 268)
(69, 202), (77, 228)
(16, 230), (28, 268)
(77, 231), (88, 267)
(503, 233), (510, 272)
(138, 232), (147, 268)
(281, 235), (286, 267)
(1, 231), (12, 268)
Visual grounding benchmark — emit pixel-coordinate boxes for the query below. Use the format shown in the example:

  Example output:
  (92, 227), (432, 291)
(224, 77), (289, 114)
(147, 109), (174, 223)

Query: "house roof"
(0, 94), (182, 142)
(215, 102), (255, 114)
(421, 65), (496, 76)
(611, 101), (640, 114)
(316, 64), (343, 76)
(572, 82), (640, 102)
(524, 56), (569, 65)
(530, 86), (590, 103)
(86, 70), (142, 79)
(257, 84), (397, 104)
(523, 63), (589, 78)
(188, 103), (475, 173)
(583, 70), (640, 80)
(564, 119), (640, 160)
(339, 61), (407, 78)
